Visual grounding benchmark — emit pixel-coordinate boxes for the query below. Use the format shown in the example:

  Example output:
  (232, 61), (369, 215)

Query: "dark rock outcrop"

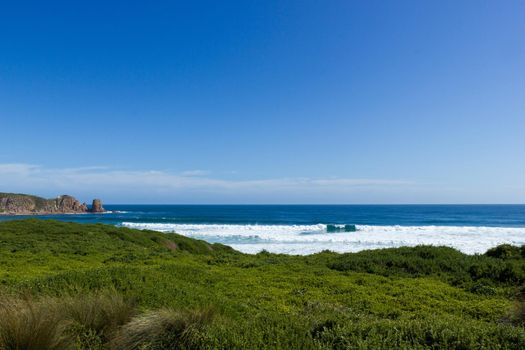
(0, 193), (102, 215)
(90, 199), (105, 213)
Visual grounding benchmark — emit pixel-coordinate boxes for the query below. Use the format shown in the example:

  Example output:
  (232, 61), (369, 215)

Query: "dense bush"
(327, 245), (525, 287)
(485, 244), (525, 260)
(1, 220), (525, 349)
(311, 316), (525, 350)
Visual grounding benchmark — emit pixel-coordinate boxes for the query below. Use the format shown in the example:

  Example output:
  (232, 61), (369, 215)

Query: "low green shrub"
(2, 220), (525, 349)
(312, 316), (525, 349)
(327, 245), (525, 287)
(485, 244), (523, 260)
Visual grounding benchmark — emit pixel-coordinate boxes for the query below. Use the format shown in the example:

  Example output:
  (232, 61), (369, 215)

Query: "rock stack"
(90, 199), (105, 213)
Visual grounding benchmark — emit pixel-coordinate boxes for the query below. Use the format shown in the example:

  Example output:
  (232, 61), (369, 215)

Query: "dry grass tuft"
(63, 290), (137, 340)
(0, 295), (72, 350)
(111, 307), (215, 350)
(0, 290), (211, 350)
(0, 290), (136, 350)
(163, 240), (178, 251)
(509, 300), (525, 326)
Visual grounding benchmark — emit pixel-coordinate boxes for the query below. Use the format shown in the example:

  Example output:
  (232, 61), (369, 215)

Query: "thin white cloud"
(0, 163), (414, 203)
(179, 170), (210, 177)
(0, 163), (39, 175)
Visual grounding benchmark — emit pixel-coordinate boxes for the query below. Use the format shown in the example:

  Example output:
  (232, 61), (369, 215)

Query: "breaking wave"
(120, 222), (525, 255)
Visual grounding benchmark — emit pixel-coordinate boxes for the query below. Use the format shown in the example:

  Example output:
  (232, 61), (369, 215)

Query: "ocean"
(2, 205), (525, 255)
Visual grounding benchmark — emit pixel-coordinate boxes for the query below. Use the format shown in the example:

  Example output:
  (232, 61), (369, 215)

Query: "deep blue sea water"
(2, 205), (525, 255)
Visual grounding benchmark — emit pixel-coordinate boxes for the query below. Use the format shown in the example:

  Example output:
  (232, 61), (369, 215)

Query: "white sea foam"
(120, 222), (525, 255)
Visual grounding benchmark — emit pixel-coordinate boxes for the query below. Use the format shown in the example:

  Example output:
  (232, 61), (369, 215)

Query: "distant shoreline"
(0, 211), (117, 216)
(0, 212), (90, 216)
(0, 192), (106, 216)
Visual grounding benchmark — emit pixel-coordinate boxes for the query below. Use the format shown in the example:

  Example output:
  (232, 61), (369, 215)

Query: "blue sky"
(1, 1), (524, 204)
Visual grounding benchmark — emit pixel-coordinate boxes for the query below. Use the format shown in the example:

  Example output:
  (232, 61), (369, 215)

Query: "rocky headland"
(0, 193), (105, 215)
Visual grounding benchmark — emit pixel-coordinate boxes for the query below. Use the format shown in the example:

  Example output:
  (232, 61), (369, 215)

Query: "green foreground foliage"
(1, 219), (525, 349)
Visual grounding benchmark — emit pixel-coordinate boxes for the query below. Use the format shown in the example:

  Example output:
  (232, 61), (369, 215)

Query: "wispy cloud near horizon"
(0, 163), (414, 203)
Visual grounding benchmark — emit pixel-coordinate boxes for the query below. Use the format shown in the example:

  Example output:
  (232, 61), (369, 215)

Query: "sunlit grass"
(1, 219), (525, 349)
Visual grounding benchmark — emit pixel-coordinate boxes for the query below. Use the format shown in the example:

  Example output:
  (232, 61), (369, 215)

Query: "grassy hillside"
(1, 219), (525, 349)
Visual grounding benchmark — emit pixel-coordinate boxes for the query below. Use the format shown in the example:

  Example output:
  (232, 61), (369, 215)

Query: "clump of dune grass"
(111, 307), (215, 350)
(0, 290), (136, 350)
(0, 295), (72, 350)
(63, 290), (137, 343)
(0, 289), (209, 350)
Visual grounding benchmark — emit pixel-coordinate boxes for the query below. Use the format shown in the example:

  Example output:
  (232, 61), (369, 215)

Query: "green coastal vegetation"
(1, 219), (525, 349)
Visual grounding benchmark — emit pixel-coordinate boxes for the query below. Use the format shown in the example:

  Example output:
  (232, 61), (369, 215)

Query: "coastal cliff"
(0, 193), (104, 215)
